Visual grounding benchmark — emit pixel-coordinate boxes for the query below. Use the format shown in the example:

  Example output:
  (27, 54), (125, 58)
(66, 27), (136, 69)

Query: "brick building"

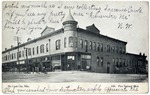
(2, 11), (147, 74)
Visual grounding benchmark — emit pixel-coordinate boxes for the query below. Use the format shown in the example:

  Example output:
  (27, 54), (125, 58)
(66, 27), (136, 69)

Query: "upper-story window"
(22, 51), (24, 57)
(93, 42), (96, 50)
(116, 46), (119, 53)
(37, 46), (39, 54)
(69, 36), (73, 47)
(74, 37), (78, 48)
(112, 46), (115, 53)
(123, 59), (125, 67)
(107, 45), (110, 52)
(40, 44), (44, 53)
(46, 43), (48, 52)
(14, 53), (16, 59)
(120, 47), (122, 54)
(32, 48), (34, 55)
(28, 48), (31, 56)
(56, 39), (61, 50)
(85, 40), (88, 52)
(64, 37), (66, 48)
(97, 43), (100, 51)
(11, 53), (13, 59)
(89, 41), (92, 50)
(19, 51), (21, 58)
(100, 44), (103, 51)
(80, 39), (83, 48)
(122, 48), (125, 54)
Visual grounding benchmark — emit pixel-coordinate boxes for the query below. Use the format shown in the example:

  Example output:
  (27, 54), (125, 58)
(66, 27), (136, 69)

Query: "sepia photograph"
(1, 1), (148, 94)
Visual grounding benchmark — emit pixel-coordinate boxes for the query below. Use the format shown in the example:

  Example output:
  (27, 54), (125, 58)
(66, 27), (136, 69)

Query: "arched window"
(97, 43), (100, 51)
(100, 44), (103, 51)
(74, 37), (78, 48)
(85, 40), (88, 52)
(107, 45), (110, 52)
(69, 36), (73, 47)
(90, 41), (92, 50)
(40, 44), (44, 53)
(112, 46), (115, 53)
(28, 48), (31, 56)
(56, 39), (61, 50)
(93, 42), (96, 50)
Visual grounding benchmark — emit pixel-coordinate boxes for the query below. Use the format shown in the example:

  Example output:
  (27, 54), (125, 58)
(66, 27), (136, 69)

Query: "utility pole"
(16, 36), (20, 73)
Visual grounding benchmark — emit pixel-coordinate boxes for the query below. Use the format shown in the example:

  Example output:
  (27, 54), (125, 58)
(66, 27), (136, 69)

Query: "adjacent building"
(2, 11), (147, 74)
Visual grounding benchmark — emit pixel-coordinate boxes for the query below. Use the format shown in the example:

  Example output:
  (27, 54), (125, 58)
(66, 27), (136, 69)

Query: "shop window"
(101, 57), (103, 66)
(69, 36), (73, 47)
(97, 56), (100, 66)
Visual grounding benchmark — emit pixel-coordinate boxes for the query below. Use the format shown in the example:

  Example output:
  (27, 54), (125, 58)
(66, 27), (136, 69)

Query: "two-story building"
(2, 11), (147, 74)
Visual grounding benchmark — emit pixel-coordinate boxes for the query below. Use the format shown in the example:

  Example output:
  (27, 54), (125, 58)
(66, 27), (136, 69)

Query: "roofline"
(77, 28), (127, 44)
(126, 53), (147, 58)
(2, 28), (63, 54)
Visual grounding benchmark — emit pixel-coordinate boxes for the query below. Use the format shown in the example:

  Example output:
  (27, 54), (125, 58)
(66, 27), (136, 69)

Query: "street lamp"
(24, 47), (29, 73)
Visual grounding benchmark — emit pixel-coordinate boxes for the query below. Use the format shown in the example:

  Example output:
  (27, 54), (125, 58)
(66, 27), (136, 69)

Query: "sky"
(2, 1), (149, 58)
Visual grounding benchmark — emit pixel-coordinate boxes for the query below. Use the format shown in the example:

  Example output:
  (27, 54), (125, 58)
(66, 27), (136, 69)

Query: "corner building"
(2, 11), (147, 74)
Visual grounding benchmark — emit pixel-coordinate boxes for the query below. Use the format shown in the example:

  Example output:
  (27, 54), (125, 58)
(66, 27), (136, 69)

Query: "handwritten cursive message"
(3, 1), (144, 34)
(3, 83), (147, 94)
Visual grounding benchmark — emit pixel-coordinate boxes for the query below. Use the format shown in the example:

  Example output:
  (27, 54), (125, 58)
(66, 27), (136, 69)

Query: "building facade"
(2, 11), (147, 74)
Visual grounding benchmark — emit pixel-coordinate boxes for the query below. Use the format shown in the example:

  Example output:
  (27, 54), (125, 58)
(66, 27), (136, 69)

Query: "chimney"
(5, 48), (7, 51)
(11, 45), (13, 48)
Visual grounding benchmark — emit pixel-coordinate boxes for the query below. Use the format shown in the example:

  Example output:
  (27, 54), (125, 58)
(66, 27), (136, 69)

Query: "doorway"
(107, 62), (110, 73)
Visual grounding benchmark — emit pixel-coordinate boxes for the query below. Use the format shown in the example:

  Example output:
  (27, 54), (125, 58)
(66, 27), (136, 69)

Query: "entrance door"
(67, 56), (76, 70)
(81, 60), (87, 70)
(107, 62), (110, 73)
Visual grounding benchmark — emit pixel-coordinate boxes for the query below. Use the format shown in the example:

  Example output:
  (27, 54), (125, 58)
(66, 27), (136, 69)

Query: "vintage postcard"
(2, 1), (149, 94)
